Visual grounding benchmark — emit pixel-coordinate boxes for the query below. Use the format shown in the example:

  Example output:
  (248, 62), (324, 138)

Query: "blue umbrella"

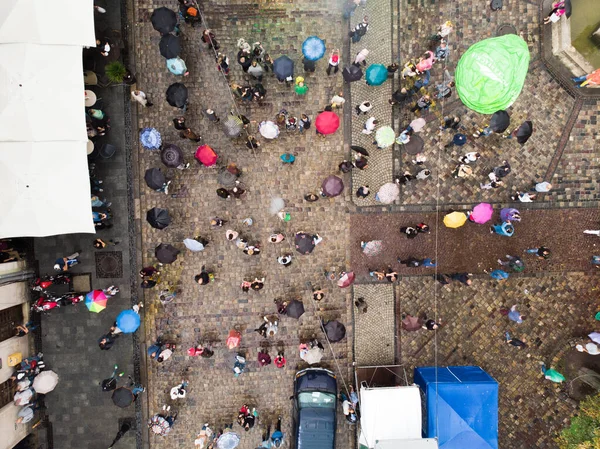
(273, 56), (294, 81)
(302, 36), (326, 61)
(116, 310), (141, 333)
(365, 64), (388, 86)
(166, 57), (188, 76)
(139, 127), (162, 150)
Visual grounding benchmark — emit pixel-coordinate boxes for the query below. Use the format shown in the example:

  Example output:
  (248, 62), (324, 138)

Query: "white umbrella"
(376, 183), (400, 204)
(259, 121), (280, 139)
(590, 332), (600, 345)
(183, 238), (205, 252)
(301, 347), (324, 365)
(409, 118), (426, 132)
(217, 431), (240, 449)
(32, 370), (59, 394)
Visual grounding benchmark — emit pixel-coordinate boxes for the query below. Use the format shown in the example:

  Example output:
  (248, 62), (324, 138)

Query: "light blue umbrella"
(217, 432), (241, 449)
(139, 127), (162, 150)
(166, 57), (188, 76)
(302, 36), (326, 61)
(183, 238), (205, 252)
(365, 64), (388, 86)
(116, 309), (141, 333)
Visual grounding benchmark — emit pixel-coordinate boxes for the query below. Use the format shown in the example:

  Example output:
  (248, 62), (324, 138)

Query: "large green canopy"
(455, 35), (530, 114)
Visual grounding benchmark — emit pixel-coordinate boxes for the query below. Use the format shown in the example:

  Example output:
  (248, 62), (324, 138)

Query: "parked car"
(292, 367), (337, 449)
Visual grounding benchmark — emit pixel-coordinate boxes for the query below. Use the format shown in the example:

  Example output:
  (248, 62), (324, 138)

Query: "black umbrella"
(144, 168), (166, 190)
(515, 120), (533, 145)
(565, 0), (572, 18)
(342, 65), (363, 82)
(112, 387), (134, 408)
(490, 110), (510, 133)
(151, 7), (177, 34)
(294, 232), (315, 255)
(273, 56), (294, 81)
(286, 300), (305, 319)
(166, 83), (188, 108)
(147, 208), (171, 229)
(324, 320), (346, 342)
(159, 34), (181, 59)
(403, 135), (424, 155)
(155, 243), (180, 264)
(351, 145), (369, 157)
(160, 144), (184, 168)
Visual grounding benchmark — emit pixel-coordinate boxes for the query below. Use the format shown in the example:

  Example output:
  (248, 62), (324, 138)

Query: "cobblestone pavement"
(132, 1), (354, 448)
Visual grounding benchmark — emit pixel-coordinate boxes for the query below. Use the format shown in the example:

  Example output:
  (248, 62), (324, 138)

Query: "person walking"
(326, 50), (340, 75)
(180, 127), (201, 142)
(411, 95), (432, 113)
(248, 61), (264, 81)
(294, 77), (308, 95)
(501, 305), (523, 324)
(173, 116), (186, 130)
(400, 226), (418, 238)
(257, 348), (272, 366)
(354, 48), (369, 66)
(450, 272), (473, 285)
(505, 332), (527, 349)
(356, 185), (370, 198)
(331, 91), (346, 108)
(204, 108), (220, 123)
(525, 246), (551, 259)
(131, 90), (153, 107)
(533, 181), (552, 193)
(488, 269), (509, 282)
(349, 15), (369, 43)
(194, 265), (214, 285)
(299, 114), (311, 133)
(54, 251), (81, 271)
(355, 101), (372, 115)
(362, 117), (377, 134)
(271, 417), (284, 447)
(498, 255), (525, 272)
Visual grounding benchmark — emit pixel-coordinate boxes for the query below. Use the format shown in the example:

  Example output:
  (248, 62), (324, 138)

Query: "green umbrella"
(455, 35), (530, 114)
(544, 368), (565, 383)
(365, 64), (388, 86)
(375, 126), (395, 148)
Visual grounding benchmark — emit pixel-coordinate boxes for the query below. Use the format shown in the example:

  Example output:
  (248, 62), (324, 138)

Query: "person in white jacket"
(131, 90), (153, 107)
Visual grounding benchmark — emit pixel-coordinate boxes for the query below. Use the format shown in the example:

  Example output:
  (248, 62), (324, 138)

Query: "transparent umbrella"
(375, 126), (395, 148)
(217, 432), (241, 449)
(259, 120), (279, 139)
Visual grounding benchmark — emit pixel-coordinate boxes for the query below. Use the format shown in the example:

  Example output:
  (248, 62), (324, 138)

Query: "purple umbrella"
(321, 175), (344, 197)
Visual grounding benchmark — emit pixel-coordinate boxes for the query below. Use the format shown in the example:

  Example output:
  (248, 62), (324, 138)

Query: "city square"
(0, 0), (599, 448)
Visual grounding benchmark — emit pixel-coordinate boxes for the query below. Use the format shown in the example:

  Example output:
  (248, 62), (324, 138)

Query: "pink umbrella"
(337, 271), (355, 288)
(470, 202), (493, 224)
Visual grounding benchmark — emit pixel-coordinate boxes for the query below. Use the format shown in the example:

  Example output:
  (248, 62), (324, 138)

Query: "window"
(0, 304), (24, 343)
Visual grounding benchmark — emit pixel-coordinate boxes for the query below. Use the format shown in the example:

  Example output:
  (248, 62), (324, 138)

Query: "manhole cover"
(95, 251), (123, 279)
(497, 24), (517, 36)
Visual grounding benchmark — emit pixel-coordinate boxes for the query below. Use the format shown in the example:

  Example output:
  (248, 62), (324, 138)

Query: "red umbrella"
(315, 111), (340, 135)
(195, 145), (218, 166)
(337, 271), (355, 288)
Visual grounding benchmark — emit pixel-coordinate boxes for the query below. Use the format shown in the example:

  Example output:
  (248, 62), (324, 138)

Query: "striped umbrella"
(85, 290), (108, 313)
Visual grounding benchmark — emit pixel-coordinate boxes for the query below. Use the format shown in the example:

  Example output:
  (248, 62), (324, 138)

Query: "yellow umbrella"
(443, 211), (467, 228)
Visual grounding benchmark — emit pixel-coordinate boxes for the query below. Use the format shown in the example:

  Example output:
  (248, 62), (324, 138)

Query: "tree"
(557, 393), (600, 449)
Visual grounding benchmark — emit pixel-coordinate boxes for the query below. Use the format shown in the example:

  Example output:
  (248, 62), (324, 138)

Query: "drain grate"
(95, 251), (123, 279)
(497, 24), (517, 36)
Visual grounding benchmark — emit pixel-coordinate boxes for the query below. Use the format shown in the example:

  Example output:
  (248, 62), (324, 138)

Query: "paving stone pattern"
(132, 1), (355, 448)
(353, 284), (395, 365)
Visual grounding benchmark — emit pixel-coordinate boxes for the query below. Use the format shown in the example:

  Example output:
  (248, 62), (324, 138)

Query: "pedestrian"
(327, 50), (340, 75)
(216, 52), (230, 74)
(400, 226), (418, 238)
(170, 380), (188, 400)
(498, 255), (525, 272)
(342, 394), (358, 423)
(385, 268), (398, 282)
(592, 255), (600, 267)
(180, 127), (201, 142)
(295, 77), (308, 95)
(277, 255), (293, 267)
(194, 265), (213, 285)
(490, 222), (514, 237)
(216, 188), (231, 199)
(355, 101), (372, 115)
(533, 181), (552, 193)
(397, 129), (411, 145)
(524, 246), (551, 259)
(246, 135), (260, 150)
(285, 116), (298, 131)
(571, 68), (600, 88)
(362, 117), (377, 134)
(411, 95), (432, 113)
(349, 15), (369, 43)
(505, 332), (527, 349)
(258, 349), (272, 366)
(576, 342), (600, 355)
(274, 351), (286, 368)
(93, 238), (119, 249)
(98, 332), (118, 350)
(354, 296), (368, 313)
(435, 40), (450, 60)
(444, 132), (467, 149)
(399, 257), (423, 268)
(396, 171), (414, 185)
(459, 151), (480, 165)
(305, 193), (320, 202)
(156, 344), (174, 363)
(440, 115), (461, 131)
(435, 80), (455, 99)
(401, 61), (417, 79)
(416, 51), (435, 73)
(387, 62), (399, 76)
(451, 164), (472, 178)
(53, 251), (81, 271)
(14, 322), (37, 337)
(252, 41), (265, 61)
(435, 20), (453, 41)
(354, 154), (369, 169)
(14, 387), (35, 406)
(480, 174), (504, 190)
(280, 153), (296, 164)
(512, 191), (536, 202)
(248, 60), (264, 81)
(237, 53), (252, 72)
(331, 91), (346, 108)
(502, 305), (524, 324)
(201, 29), (219, 50)
(131, 90), (153, 107)
(231, 186), (246, 198)
(271, 417), (284, 447)
(543, 1), (566, 24)
(356, 185), (370, 198)
(302, 57), (316, 72)
(354, 48), (369, 66)
(299, 114), (311, 133)
(251, 277), (265, 291)
(422, 258), (437, 267)
(173, 116), (186, 131)
(450, 272), (473, 286)
(204, 108), (220, 123)
(389, 87), (410, 106)
(539, 362), (565, 383)
(488, 269), (509, 281)
(369, 268), (385, 281)
(416, 169), (431, 180)
(15, 405), (37, 424)
(422, 317), (442, 330)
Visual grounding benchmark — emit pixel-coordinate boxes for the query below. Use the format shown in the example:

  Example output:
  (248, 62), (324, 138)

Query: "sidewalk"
(32, 1), (140, 447)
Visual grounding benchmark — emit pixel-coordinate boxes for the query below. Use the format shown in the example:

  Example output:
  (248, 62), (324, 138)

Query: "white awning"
(0, 0), (96, 46)
(359, 385), (425, 449)
(375, 439), (438, 449)
(0, 44), (88, 142)
(0, 142), (95, 238)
